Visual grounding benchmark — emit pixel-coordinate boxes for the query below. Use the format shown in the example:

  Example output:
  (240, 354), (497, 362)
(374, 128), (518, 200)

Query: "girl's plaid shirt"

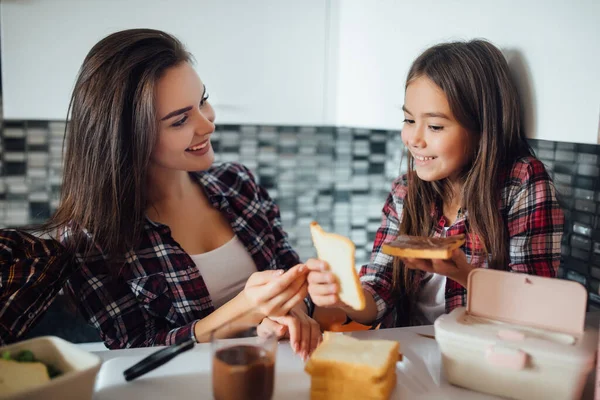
(359, 157), (564, 328)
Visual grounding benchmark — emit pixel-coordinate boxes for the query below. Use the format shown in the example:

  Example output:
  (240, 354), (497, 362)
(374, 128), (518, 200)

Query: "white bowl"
(0, 336), (102, 400)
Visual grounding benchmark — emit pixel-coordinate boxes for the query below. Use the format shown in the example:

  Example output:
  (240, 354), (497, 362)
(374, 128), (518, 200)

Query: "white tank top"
(415, 227), (449, 324)
(189, 236), (257, 309)
(416, 273), (446, 324)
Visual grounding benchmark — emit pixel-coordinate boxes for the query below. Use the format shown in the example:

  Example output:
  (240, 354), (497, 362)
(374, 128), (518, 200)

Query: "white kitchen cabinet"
(3, 0), (600, 143)
(329, 0), (600, 144)
(1, 0), (328, 126)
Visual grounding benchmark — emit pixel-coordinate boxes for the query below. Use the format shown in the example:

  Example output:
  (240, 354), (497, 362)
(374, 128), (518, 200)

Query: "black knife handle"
(123, 338), (195, 381)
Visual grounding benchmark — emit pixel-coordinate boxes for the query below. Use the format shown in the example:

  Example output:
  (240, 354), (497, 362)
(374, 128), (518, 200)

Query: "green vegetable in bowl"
(15, 350), (35, 362)
(1, 349), (62, 378)
(47, 364), (62, 378)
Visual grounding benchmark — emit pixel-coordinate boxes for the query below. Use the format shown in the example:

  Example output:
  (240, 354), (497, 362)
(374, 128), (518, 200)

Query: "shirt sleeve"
(359, 176), (405, 324)
(0, 230), (74, 345)
(65, 257), (199, 349)
(60, 223), (202, 349)
(506, 159), (564, 277)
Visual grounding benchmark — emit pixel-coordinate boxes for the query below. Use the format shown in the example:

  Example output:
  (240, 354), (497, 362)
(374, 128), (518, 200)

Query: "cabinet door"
(2, 0), (328, 126)
(330, 0), (600, 144)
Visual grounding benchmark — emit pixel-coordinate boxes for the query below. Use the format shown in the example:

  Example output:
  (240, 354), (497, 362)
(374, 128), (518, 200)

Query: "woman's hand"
(243, 264), (309, 318)
(305, 258), (348, 308)
(402, 248), (474, 287)
(257, 305), (321, 360)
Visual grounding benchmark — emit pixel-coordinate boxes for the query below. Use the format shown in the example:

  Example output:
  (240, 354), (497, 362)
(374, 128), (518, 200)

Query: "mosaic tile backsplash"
(1, 121), (600, 306)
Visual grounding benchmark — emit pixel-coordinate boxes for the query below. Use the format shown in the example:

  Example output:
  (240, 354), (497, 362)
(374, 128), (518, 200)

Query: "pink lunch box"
(435, 269), (597, 400)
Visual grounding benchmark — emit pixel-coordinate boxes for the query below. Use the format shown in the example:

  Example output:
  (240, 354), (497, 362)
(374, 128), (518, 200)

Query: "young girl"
(33, 29), (319, 355)
(307, 40), (564, 328)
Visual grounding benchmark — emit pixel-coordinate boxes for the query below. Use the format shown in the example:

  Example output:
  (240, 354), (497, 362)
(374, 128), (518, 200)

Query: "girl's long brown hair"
(393, 40), (533, 322)
(42, 29), (191, 259)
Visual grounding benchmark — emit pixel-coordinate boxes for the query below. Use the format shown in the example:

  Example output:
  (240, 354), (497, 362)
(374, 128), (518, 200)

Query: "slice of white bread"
(305, 332), (399, 400)
(309, 222), (365, 310)
(382, 234), (465, 259)
(310, 367), (397, 399)
(305, 332), (399, 381)
(310, 391), (391, 400)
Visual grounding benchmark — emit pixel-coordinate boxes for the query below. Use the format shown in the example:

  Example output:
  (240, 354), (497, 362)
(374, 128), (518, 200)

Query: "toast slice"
(381, 234), (465, 259)
(305, 332), (399, 400)
(309, 222), (365, 310)
(310, 365), (397, 396)
(310, 372), (396, 400)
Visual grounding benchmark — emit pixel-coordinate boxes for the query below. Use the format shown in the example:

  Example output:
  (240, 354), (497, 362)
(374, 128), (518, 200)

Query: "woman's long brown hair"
(393, 40), (533, 322)
(42, 29), (192, 260)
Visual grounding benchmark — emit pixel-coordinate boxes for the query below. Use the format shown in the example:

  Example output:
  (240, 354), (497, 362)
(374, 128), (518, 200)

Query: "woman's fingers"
(257, 317), (288, 339)
(262, 265), (306, 299)
(298, 316), (311, 359)
(280, 315), (301, 354)
(249, 264), (307, 305)
(309, 317), (322, 355)
(277, 281), (309, 315)
(263, 276), (307, 317)
(246, 269), (284, 288)
(269, 310), (322, 360)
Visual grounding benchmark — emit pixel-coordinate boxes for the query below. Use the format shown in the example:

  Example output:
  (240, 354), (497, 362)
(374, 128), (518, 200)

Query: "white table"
(84, 323), (595, 400)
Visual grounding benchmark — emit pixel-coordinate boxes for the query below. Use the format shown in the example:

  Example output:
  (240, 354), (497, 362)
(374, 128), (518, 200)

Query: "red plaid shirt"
(359, 157), (564, 328)
(0, 230), (75, 345)
(60, 163), (301, 349)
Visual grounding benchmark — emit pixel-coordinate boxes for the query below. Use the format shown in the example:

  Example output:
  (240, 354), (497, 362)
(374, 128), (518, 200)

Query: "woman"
(44, 29), (319, 357)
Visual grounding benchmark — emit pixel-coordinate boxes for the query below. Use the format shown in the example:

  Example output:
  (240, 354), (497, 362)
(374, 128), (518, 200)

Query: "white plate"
(93, 328), (506, 399)
(93, 344), (310, 400)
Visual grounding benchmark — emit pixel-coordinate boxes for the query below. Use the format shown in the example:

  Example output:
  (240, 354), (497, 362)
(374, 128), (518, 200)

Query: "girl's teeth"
(188, 142), (208, 151)
(415, 155), (434, 161)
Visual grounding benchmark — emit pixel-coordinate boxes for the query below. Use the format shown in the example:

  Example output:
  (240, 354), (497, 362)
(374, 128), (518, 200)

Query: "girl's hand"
(243, 264), (309, 318)
(257, 305), (322, 360)
(402, 249), (474, 287)
(305, 258), (348, 308)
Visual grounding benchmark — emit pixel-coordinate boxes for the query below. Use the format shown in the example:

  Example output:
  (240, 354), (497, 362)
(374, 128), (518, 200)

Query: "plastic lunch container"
(435, 269), (597, 400)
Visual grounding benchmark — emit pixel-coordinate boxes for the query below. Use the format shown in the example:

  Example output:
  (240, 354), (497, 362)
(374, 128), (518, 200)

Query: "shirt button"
(28, 312), (35, 319)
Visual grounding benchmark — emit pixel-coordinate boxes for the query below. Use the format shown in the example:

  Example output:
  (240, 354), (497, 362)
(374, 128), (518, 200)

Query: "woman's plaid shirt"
(0, 163), (302, 348)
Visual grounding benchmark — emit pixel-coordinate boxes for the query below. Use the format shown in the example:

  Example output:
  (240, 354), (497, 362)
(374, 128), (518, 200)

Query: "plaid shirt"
(0, 230), (75, 345)
(60, 162), (301, 349)
(359, 156), (564, 328)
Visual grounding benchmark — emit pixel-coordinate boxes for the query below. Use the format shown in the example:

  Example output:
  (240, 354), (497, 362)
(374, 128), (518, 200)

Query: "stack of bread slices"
(307, 222), (400, 399)
(305, 332), (400, 400)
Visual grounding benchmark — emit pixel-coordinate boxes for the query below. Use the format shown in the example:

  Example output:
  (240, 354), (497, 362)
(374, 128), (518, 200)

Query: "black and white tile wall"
(1, 122), (600, 307)
(529, 139), (600, 306)
(0, 122), (405, 263)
